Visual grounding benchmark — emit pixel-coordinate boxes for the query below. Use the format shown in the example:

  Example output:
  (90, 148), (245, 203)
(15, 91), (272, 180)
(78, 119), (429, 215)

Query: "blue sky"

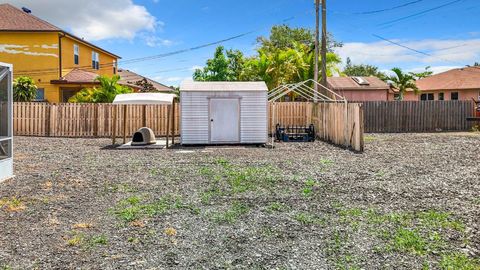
(9, 0), (480, 86)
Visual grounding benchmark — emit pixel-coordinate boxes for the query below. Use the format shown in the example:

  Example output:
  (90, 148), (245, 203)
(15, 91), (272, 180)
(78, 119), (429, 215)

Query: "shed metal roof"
(180, 81), (268, 92)
(113, 93), (176, 105)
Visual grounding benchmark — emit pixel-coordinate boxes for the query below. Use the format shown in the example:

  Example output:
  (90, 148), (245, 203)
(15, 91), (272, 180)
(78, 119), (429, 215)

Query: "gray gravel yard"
(1, 133), (479, 269)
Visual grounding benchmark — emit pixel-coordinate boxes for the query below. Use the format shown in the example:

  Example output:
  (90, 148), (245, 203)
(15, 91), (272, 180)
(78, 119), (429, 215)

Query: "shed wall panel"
(180, 90), (267, 144)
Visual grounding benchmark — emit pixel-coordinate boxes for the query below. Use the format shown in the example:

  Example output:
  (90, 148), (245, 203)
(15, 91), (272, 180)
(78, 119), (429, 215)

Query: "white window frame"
(73, 44), (79, 65)
(92, 51), (99, 70)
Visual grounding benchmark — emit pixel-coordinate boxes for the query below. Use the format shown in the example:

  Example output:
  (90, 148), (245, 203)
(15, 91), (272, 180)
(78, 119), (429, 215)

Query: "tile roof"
(117, 69), (173, 92)
(416, 67), (480, 91)
(180, 81), (268, 92)
(0, 4), (60, 31)
(327, 76), (389, 90)
(51, 69), (99, 84)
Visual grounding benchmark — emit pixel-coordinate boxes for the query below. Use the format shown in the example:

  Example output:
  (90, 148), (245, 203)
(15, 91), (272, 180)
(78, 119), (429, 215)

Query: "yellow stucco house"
(0, 4), (120, 103)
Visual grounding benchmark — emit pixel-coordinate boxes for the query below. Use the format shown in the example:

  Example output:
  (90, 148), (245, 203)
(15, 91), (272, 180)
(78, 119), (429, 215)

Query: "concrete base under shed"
(117, 140), (167, 149)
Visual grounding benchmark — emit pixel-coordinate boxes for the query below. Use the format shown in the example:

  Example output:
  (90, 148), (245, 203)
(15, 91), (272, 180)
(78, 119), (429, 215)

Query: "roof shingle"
(416, 67), (480, 91)
(117, 69), (173, 92)
(0, 4), (60, 31)
(51, 69), (98, 84)
(327, 76), (389, 90)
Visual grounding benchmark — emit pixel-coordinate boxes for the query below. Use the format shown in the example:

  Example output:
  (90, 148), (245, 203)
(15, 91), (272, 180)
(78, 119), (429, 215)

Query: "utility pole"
(321, 0), (328, 94)
(314, 0), (320, 102)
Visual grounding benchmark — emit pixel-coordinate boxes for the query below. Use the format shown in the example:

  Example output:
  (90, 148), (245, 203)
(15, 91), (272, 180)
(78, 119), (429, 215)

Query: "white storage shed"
(0, 62), (13, 182)
(180, 81), (268, 145)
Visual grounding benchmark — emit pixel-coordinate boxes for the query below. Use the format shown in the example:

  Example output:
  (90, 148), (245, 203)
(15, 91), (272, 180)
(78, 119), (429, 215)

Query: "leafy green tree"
(13, 76), (37, 102)
(256, 24), (342, 52)
(241, 42), (341, 89)
(387, 67), (419, 100)
(409, 66), (433, 80)
(343, 58), (387, 80)
(192, 25), (343, 90)
(473, 62), (479, 66)
(193, 46), (244, 81)
(69, 75), (132, 103)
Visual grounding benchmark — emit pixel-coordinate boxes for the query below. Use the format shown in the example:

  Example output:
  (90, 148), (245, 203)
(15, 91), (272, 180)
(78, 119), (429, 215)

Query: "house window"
(91, 51), (99, 70)
(438, 93), (444, 101)
(451, 92), (459, 100)
(113, 60), (117, 74)
(420, 93), (434, 101)
(73, 44), (79, 65)
(34, 88), (45, 101)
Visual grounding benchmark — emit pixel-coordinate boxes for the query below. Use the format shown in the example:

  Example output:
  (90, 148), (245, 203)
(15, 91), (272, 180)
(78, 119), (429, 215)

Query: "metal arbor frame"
(268, 79), (348, 147)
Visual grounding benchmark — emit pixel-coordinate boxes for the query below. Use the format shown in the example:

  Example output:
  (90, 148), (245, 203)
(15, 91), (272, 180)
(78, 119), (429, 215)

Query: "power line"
(353, 0), (424, 15)
(378, 0), (464, 27)
(15, 6), (316, 77)
(371, 34), (480, 71)
(14, 31), (256, 75)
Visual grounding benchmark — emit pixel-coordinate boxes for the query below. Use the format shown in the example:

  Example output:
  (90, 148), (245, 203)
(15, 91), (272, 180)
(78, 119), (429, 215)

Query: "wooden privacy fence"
(268, 102), (313, 132)
(311, 103), (364, 152)
(269, 102), (364, 152)
(360, 101), (475, 133)
(14, 102), (179, 138)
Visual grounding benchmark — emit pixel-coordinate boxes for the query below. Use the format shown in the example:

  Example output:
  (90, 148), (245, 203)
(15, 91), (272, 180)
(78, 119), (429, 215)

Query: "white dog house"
(0, 63), (13, 182)
(180, 81), (268, 145)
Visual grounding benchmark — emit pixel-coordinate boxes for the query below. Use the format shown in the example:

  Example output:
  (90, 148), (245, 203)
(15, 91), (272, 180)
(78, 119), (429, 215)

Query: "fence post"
(48, 104), (57, 137)
(93, 104), (99, 137)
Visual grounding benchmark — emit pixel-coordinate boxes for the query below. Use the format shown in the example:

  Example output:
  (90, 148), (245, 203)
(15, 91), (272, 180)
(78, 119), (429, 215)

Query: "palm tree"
(387, 67), (419, 100)
(69, 75), (132, 103)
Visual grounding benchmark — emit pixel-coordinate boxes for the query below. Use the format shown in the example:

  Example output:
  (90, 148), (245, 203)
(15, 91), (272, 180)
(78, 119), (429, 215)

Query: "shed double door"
(209, 98), (240, 143)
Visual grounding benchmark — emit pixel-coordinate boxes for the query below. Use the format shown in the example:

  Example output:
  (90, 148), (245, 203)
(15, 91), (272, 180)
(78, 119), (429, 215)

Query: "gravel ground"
(0, 133), (479, 269)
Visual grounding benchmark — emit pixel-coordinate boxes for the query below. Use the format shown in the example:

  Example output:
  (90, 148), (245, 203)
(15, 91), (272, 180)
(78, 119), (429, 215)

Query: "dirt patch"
(0, 133), (479, 269)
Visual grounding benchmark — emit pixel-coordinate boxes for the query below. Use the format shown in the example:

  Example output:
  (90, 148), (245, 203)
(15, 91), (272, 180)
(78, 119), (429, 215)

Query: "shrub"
(13, 76), (37, 102)
(69, 75), (132, 103)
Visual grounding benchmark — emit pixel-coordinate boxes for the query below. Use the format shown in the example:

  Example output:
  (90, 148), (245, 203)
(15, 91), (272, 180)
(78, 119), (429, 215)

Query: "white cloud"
(190, 65), (203, 71)
(9, 0), (158, 41)
(143, 35), (175, 47)
(336, 38), (480, 67)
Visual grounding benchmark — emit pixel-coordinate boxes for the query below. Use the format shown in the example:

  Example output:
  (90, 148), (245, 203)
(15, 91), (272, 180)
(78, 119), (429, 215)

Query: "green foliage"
(391, 228), (427, 255)
(294, 212), (325, 225)
(302, 178), (321, 197)
(343, 58), (387, 80)
(200, 158), (279, 203)
(256, 24), (342, 52)
(409, 66), (433, 80)
(193, 46), (245, 81)
(266, 202), (288, 213)
(193, 25), (343, 91)
(13, 76), (37, 102)
(112, 195), (188, 222)
(440, 253), (480, 270)
(68, 75), (133, 103)
(418, 210), (465, 231)
(387, 67), (419, 99)
(211, 202), (249, 224)
(241, 42), (341, 89)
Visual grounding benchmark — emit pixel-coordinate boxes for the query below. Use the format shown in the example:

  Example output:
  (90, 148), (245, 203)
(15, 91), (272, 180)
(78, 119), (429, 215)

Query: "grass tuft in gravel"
(390, 228), (428, 255)
(200, 158), (280, 204)
(211, 202), (249, 224)
(0, 197), (26, 212)
(111, 195), (197, 222)
(66, 232), (108, 249)
(294, 212), (326, 225)
(439, 253), (480, 270)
